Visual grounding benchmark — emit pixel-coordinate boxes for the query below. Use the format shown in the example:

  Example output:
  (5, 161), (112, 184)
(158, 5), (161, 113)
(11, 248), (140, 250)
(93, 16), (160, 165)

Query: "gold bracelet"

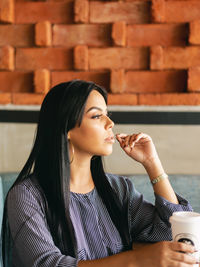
(151, 173), (168, 186)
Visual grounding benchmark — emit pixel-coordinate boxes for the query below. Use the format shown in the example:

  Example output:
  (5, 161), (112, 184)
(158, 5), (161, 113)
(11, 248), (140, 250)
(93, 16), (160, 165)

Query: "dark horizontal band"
(1, 110), (200, 124)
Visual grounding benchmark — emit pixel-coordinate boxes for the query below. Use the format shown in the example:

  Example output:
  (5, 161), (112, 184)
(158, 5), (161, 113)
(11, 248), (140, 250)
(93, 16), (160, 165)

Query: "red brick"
(110, 69), (125, 93)
(0, 0), (14, 23)
(138, 93), (200, 105)
(127, 24), (188, 47)
(0, 46), (14, 71)
(16, 48), (73, 71)
(0, 93), (11, 104)
(188, 67), (200, 92)
(125, 70), (187, 93)
(89, 48), (149, 70)
(15, 2), (74, 24)
(51, 71), (110, 90)
(0, 25), (34, 47)
(165, 1), (200, 23)
(74, 0), (89, 23)
(112, 22), (126, 47)
(0, 71), (33, 92)
(108, 93), (138, 105)
(151, 0), (165, 23)
(90, 1), (150, 23)
(163, 47), (200, 69)
(189, 20), (200, 45)
(12, 93), (45, 105)
(53, 24), (112, 47)
(74, 45), (88, 70)
(150, 46), (163, 70)
(35, 21), (52, 47)
(34, 69), (50, 94)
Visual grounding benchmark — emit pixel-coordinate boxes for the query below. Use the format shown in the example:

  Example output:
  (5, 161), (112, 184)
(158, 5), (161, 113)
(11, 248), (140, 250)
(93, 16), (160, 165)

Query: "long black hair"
(2, 80), (130, 265)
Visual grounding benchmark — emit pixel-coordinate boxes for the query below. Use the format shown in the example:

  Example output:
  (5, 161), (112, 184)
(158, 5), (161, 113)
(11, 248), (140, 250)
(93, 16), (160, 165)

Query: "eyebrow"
(86, 107), (107, 113)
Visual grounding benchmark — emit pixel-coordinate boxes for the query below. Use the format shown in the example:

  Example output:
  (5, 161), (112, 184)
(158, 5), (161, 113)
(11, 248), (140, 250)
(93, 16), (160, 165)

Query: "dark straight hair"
(2, 80), (130, 265)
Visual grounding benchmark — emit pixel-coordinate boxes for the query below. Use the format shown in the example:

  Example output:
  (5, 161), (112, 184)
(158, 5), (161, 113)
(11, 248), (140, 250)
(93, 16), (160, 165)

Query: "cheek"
(81, 125), (103, 144)
(71, 125), (104, 149)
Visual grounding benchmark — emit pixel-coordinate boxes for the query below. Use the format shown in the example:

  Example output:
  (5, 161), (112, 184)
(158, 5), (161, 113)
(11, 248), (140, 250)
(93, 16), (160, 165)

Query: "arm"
(116, 133), (178, 204)
(7, 182), (196, 267)
(78, 242), (197, 267)
(144, 156), (178, 204)
(7, 183), (77, 267)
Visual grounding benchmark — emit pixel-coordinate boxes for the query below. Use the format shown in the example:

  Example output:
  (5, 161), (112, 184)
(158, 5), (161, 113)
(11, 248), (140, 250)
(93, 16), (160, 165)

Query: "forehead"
(85, 90), (106, 109)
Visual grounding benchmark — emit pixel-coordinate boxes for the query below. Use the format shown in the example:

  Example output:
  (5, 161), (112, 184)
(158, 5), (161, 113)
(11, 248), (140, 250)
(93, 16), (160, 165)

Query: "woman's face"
(68, 90), (115, 158)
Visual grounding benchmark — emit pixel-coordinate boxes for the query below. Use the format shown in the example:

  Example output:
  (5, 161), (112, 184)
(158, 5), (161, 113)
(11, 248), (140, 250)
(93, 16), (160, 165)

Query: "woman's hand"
(116, 133), (159, 166)
(116, 132), (179, 203)
(132, 241), (198, 267)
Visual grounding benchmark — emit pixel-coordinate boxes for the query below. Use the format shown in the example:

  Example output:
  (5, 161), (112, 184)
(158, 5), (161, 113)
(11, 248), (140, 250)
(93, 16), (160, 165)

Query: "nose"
(105, 116), (114, 129)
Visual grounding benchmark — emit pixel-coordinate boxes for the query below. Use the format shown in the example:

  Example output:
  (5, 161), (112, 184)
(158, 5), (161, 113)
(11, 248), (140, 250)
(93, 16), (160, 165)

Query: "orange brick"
(127, 24), (188, 47)
(74, 45), (88, 70)
(110, 69), (125, 93)
(188, 67), (200, 92)
(108, 93), (138, 105)
(12, 93), (45, 105)
(16, 48), (73, 71)
(89, 1), (150, 23)
(0, 0), (14, 23)
(0, 46), (14, 71)
(15, 2), (73, 24)
(89, 48), (149, 70)
(189, 20), (200, 45)
(125, 70), (186, 93)
(138, 93), (200, 105)
(150, 46), (164, 70)
(0, 93), (11, 104)
(151, 0), (165, 23)
(163, 47), (200, 70)
(74, 0), (89, 23)
(0, 25), (34, 47)
(112, 22), (126, 47)
(165, 1), (200, 23)
(51, 71), (110, 90)
(53, 24), (112, 47)
(0, 71), (33, 92)
(34, 69), (50, 94)
(35, 21), (52, 47)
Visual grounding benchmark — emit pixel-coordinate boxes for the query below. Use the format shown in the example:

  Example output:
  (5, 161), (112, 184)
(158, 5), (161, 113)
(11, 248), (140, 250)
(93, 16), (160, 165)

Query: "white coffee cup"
(170, 211), (200, 267)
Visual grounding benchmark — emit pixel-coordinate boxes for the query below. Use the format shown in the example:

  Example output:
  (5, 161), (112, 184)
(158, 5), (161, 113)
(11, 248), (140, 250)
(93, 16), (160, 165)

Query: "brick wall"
(1, 0), (200, 105)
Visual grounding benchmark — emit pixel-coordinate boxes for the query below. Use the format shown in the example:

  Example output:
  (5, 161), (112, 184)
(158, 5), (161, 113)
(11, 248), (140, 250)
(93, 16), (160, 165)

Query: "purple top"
(7, 173), (192, 267)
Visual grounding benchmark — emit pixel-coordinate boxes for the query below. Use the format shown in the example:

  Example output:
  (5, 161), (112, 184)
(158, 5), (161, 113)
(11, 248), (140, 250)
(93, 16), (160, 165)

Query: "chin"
(102, 148), (113, 156)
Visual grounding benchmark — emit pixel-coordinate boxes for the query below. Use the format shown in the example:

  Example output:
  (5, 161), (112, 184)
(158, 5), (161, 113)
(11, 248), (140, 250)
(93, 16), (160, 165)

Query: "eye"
(91, 114), (102, 119)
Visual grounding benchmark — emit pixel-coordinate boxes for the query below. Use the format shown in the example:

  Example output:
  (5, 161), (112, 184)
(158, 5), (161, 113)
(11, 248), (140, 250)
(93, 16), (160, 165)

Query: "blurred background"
(1, 0), (200, 175)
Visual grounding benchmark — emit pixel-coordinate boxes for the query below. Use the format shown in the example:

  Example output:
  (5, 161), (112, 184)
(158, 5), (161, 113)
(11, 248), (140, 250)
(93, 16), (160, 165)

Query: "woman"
(2, 80), (197, 266)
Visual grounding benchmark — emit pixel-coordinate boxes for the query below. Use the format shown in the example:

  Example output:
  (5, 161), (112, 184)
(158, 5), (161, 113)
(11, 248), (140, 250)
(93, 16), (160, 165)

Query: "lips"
(105, 136), (115, 143)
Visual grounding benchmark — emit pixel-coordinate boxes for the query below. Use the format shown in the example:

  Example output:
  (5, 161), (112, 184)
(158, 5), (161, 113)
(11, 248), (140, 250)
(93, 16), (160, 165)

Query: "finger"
(129, 134), (138, 148)
(116, 134), (127, 147)
(116, 133), (128, 138)
(116, 134), (132, 148)
(116, 133), (127, 143)
(168, 260), (198, 267)
(171, 250), (198, 265)
(134, 132), (150, 143)
(172, 242), (196, 254)
(124, 135), (131, 148)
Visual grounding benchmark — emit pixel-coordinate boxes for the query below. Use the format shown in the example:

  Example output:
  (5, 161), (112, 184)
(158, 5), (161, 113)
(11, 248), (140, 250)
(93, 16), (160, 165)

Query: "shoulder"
(105, 173), (136, 200)
(7, 175), (45, 214)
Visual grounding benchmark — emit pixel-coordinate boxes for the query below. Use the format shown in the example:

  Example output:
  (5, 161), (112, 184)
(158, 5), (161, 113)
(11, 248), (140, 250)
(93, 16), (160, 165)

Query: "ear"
(67, 131), (71, 140)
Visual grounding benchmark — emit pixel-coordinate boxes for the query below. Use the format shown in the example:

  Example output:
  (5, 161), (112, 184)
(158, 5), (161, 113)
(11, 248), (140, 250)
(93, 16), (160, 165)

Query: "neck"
(69, 156), (94, 194)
